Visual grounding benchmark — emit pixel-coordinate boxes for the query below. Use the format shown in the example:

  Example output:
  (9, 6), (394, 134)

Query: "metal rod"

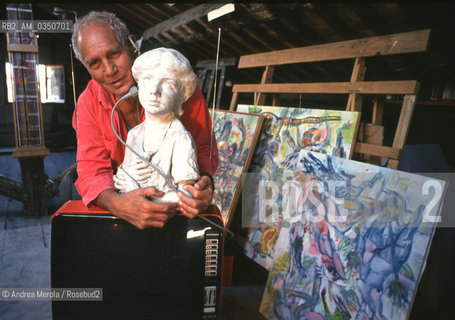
(209, 27), (222, 159)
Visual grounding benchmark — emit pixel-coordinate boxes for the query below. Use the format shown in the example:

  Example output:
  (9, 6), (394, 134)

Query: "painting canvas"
(236, 105), (360, 160)
(259, 150), (446, 320)
(210, 109), (264, 226)
(236, 105), (360, 269)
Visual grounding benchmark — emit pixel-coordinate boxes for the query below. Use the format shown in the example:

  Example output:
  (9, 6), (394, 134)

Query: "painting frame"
(210, 109), (265, 227)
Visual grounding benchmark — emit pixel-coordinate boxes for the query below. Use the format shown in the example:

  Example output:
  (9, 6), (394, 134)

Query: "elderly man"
(71, 11), (218, 229)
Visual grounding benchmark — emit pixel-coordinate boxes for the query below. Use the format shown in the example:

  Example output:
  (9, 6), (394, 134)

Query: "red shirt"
(73, 79), (218, 207)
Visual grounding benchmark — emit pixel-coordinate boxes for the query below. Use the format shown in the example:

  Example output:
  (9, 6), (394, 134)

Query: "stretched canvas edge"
(212, 109), (265, 228)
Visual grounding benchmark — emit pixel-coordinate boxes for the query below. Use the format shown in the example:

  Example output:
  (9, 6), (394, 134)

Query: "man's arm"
(72, 85), (121, 207)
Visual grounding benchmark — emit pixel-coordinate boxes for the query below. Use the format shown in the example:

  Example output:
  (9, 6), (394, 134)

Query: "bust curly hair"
(132, 47), (198, 117)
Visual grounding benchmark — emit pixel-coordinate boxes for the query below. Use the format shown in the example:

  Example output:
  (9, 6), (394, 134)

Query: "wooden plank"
(392, 94), (417, 149)
(7, 43), (38, 53)
(232, 80), (419, 95)
(360, 123), (384, 145)
(238, 29), (430, 68)
(12, 146), (49, 158)
(114, 4), (160, 29)
(392, 95), (416, 148)
(355, 142), (401, 159)
(0, 176), (26, 202)
(373, 97), (384, 124)
(256, 66), (275, 105)
(386, 99), (455, 107)
(272, 94), (280, 106)
(348, 110), (362, 160)
(387, 159), (399, 169)
(229, 92), (238, 111)
(144, 3), (180, 19)
(347, 57), (366, 111)
(358, 123), (384, 165)
(350, 57), (366, 82)
(142, 3), (226, 40)
(386, 94), (417, 169)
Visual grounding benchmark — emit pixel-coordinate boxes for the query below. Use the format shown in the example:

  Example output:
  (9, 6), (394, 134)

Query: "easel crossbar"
(238, 29), (430, 69)
(232, 81), (419, 95)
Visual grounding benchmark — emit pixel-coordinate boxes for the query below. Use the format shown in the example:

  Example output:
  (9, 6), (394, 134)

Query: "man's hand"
(96, 187), (178, 229)
(177, 175), (213, 218)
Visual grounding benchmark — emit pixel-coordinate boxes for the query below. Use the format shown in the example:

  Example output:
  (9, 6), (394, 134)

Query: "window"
(5, 62), (65, 104)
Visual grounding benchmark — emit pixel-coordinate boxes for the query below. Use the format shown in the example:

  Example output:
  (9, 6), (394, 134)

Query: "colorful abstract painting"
(236, 105), (360, 269)
(210, 109), (264, 226)
(258, 150), (446, 320)
(236, 105), (360, 161)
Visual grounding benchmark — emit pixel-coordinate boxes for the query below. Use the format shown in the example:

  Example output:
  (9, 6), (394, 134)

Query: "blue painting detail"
(259, 150), (445, 320)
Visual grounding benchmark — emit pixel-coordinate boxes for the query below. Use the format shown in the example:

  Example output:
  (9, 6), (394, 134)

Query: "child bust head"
(132, 47), (198, 117)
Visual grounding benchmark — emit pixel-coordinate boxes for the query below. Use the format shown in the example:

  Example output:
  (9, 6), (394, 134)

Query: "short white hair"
(72, 11), (130, 64)
(132, 47), (198, 111)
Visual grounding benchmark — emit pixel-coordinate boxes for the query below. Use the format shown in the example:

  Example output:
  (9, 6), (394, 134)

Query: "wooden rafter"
(142, 3), (226, 41)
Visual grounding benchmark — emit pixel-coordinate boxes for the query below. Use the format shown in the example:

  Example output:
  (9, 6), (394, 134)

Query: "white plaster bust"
(113, 47), (200, 202)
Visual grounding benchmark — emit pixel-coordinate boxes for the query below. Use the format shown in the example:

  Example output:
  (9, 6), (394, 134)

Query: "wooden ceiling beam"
(348, 3), (394, 35)
(312, 3), (359, 40)
(333, 3), (375, 38)
(113, 4), (154, 31)
(126, 4), (164, 23)
(143, 3), (178, 20)
(371, 3), (413, 32)
(192, 18), (245, 58)
(142, 3), (226, 41)
(157, 31), (179, 46)
(301, 8), (343, 43)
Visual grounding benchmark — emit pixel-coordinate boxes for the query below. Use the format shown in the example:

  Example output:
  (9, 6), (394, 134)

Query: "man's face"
(137, 67), (182, 116)
(77, 23), (135, 100)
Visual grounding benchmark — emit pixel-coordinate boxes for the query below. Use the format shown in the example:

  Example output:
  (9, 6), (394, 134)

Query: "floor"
(0, 150), (77, 320)
(0, 150), (267, 320)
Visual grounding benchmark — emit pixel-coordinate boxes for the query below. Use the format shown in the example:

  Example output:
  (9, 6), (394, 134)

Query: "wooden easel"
(229, 29), (430, 169)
